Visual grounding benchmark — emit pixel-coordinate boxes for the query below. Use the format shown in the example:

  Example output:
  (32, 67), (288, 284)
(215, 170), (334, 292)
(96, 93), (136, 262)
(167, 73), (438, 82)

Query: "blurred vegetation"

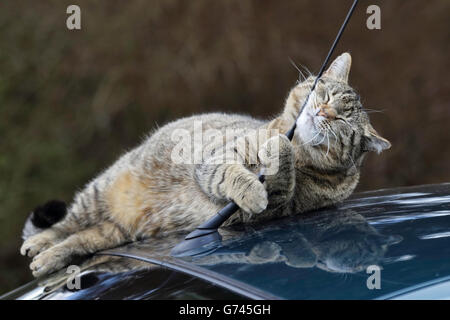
(0, 0), (449, 295)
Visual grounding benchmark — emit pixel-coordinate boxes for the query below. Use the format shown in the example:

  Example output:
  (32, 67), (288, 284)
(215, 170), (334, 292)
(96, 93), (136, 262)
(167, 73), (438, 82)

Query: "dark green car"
(3, 183), (450, 300)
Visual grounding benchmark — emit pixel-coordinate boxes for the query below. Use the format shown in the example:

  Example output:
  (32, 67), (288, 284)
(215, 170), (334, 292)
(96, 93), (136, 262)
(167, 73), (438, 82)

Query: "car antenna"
(171, 0), (360, 257)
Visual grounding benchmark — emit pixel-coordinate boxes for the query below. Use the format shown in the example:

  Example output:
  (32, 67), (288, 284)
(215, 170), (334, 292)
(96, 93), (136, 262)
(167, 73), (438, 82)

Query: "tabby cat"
(20, 53), (391, 277)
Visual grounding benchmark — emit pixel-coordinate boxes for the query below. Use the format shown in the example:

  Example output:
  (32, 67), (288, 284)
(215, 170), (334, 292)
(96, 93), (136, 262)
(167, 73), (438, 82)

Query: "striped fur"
(21, 53), (391, 277)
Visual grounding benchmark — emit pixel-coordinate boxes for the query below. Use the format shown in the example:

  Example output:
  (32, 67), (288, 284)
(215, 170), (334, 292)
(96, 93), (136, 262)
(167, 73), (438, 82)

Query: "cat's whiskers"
(328, 127), (339, 149)
(311, 131), (327, 146)
(289, 57), (307, 82)
(363, 107), (385, 114)
(301, 130), (322, 146)
(300, 64), (313, 78)
(325, 131), (331, 156)
(365, 110), (385, 114)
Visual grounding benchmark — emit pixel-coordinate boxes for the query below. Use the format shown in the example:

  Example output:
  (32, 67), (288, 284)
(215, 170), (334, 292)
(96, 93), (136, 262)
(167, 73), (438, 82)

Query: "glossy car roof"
(101, 183), (450, 299)
(4, 183), (450, 300)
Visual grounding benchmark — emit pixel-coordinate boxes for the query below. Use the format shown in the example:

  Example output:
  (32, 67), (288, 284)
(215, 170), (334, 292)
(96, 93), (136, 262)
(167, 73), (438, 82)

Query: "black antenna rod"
(285, 0), (359, 140)
(171, 0), (360, 256)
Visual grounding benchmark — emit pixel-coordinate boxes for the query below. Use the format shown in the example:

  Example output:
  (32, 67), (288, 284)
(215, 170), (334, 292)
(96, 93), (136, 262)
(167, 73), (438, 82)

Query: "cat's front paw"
(258, 134), (293, 176)
(232, 178), (268, 214)
(30, 247), (69, 278)
(20, 232), (57, 258)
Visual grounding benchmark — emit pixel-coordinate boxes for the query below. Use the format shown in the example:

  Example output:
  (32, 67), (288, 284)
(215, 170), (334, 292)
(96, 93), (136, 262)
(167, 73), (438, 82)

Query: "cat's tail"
(22, 200), (67, 240)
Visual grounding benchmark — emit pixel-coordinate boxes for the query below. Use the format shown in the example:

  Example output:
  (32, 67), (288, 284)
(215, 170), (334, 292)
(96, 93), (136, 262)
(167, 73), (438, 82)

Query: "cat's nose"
(317, 105), (337, 120)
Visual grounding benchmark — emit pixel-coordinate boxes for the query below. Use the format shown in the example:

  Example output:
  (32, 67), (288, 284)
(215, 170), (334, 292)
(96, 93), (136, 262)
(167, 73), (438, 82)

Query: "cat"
(20, 52), (391, 277)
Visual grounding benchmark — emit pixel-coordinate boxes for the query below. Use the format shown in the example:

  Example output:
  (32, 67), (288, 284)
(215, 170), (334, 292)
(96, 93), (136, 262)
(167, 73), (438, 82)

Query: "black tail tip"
(31, 200), (67, 228)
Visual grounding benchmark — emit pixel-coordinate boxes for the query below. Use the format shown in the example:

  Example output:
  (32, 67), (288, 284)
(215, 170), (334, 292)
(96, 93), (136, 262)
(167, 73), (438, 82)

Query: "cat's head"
(284, 52), (391, 170)
(315, 228), (401, 274)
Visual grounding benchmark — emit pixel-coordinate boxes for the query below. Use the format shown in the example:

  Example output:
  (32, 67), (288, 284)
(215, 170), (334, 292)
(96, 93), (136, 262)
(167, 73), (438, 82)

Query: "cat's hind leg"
(29, 221), (127, 277)
(20, 228), (62, 258)
(20, 200), (68, 257)
(21, 180), (106, 258)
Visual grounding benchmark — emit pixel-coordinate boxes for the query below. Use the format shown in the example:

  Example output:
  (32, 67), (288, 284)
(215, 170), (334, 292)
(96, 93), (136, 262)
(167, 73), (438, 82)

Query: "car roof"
(5, 183), (450, 300)
(99, 183), (450, 299)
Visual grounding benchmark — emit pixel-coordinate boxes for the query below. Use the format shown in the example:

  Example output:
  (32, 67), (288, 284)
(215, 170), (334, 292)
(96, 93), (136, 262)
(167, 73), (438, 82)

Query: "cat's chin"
(295, 110), (321, 143)
(295, 128), (325, 148)
(317, 260), (361, 274)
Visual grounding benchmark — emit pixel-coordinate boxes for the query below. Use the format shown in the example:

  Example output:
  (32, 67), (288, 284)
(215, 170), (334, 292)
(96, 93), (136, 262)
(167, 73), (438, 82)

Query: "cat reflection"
(40, 209), (400, 294)
(191, 210), (402, 274)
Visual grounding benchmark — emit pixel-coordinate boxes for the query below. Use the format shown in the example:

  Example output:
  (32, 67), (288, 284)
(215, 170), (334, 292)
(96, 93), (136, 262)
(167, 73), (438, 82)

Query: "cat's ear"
(362, 124), (391, 154)
(323, 52), (352, 83)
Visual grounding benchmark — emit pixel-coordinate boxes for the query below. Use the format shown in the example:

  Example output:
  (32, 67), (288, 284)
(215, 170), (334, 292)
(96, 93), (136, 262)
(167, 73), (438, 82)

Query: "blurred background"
(0, 0), (448, 294)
